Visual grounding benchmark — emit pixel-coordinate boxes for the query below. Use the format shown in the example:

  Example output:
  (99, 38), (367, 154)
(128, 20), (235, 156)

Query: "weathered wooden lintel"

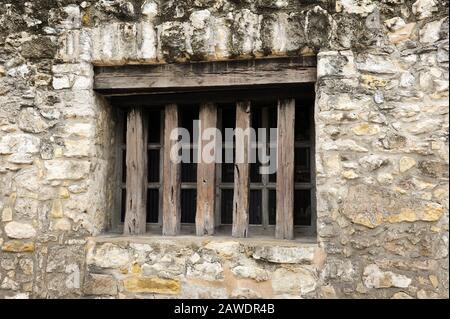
(94, 57), (317, 94)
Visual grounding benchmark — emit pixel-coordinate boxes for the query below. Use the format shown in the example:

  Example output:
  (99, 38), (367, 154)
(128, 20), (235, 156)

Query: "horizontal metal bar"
(294, 183), (313, 189)
(180, 183), (197, 189)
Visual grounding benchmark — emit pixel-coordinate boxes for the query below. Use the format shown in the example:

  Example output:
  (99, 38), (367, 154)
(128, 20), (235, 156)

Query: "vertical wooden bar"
(162, 104), (181, 236)
(261, 107), (269, 229)
(276, 99), (295, 240)
(158, 109), (164, 228)
(232, 101), (251, 238)
(113, 109), (125, 232)
(196, 102), (217, 236)
(124, 107), (148, 235)
(214, 107), (223, 228)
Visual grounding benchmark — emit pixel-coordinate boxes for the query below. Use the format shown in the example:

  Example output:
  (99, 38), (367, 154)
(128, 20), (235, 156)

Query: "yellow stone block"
(393, 187), (407, 194)
(430, 141), (441, 150)
(123, 276), (180, 295)
(82, 9), (91, 27)
(1, 207), (13, 222)
(418, 276), (428, 285)
(422, 203), (444, 221)
(9, 192), (17, 206)
(352, 123), (380, 136)
(54, 147), (63, 158)
(50, 199), (64, 218)
(2, 241), (35, 253)
(352, 212), (384, 229)
(429, 275), (439, 288)
(361, 75), (388, 88)
(431, 226), (441, 233)
(131, 263), (141, 274)
(22, 282), (33, 292)
(386, 208), (417, 223)
(59, 187), (70, 199)
(342, 170), (359, 179)
(391, 292), (413, 299)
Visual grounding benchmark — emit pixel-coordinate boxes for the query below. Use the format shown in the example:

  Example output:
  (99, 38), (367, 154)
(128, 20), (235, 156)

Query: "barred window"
(96, 57), (317, 239)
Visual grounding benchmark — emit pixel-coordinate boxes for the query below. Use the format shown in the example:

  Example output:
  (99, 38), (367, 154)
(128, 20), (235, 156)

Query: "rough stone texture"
(0, 0), (448, 299)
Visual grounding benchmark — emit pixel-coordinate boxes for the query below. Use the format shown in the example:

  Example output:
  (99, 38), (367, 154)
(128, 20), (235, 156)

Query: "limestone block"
(204, 241), (240, 258)
(356, 54), (399, 74)
(83, 274), (118, 295)
(141, 1), (158, 20)
(0, 134), (40, 155)
(272, 267), (317, 295)
(251, 245), (316, 264)
(384, 17), (406, 31)
(4, 222), (37, 239)
(231, 9), (262, 56)
(388, 23), (416, 44)
(359, 155), (388, 171)
(87, 243), (130, 269)
(190, 10), (215, 59)
(187, 259), (223, 281)
(323, 139), (369, 152)
(363, 264), (411, 288)
(18, 108), (51, 134)
(231, 265), (270, 282)
(63, 139), (93, 158)
(44, 160), (90, 180)
(58, 5), (81, 30)
(257, 0), (289, 9)
(412, 0), (438, 20)
(420, 19), (444, 44)
(159, 21), (191, 62)
(317, 51), (358, 78)
(399, 156), (416, 172)
(336, 0), (376, 16)
(14, 198), (40, 219)
(21, 37), (57, 59)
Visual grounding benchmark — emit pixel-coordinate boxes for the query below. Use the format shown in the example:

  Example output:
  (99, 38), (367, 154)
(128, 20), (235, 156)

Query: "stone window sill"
(92, 233), (317, 246)
(88, 234), (322, 266)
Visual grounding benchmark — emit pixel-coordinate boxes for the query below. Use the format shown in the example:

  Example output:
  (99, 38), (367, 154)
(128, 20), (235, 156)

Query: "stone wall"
(0, 0), (448, 299)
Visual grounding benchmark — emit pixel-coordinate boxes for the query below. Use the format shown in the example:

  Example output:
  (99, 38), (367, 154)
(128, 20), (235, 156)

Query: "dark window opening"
(116, 87), (315, 237)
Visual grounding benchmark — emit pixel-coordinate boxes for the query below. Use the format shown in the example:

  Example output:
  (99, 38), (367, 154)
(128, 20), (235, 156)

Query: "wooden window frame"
(101, 57), (317, 239)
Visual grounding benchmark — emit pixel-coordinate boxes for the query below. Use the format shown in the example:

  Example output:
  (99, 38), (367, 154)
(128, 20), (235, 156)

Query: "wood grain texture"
(162, 104), (181, 236)
(232, 101), (251, 238)
(94, 57), (316, 92)
(124, 107), (148, 235)
(196, 102), (217, 236)
(276, 99), (295, 240)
